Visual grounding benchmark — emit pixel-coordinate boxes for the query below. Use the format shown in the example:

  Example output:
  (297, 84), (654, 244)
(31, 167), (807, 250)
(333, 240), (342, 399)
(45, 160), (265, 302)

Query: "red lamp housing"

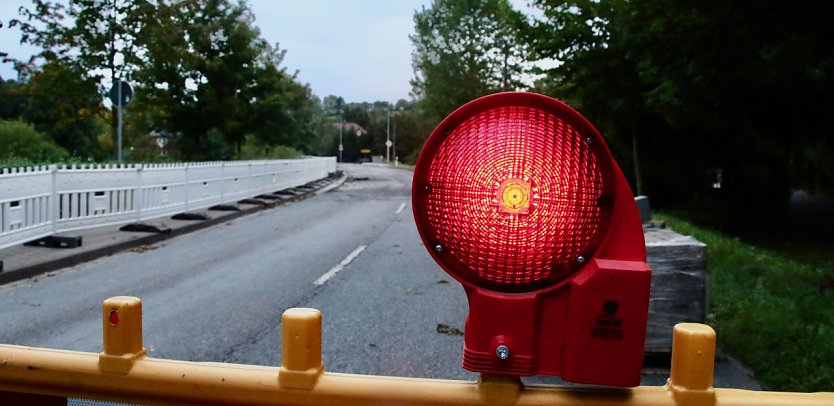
(412, 92), (651, 387)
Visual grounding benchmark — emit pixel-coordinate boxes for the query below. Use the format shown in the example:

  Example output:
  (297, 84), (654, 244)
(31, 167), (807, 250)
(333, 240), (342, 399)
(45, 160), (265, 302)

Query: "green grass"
(656, 212), (834, 392)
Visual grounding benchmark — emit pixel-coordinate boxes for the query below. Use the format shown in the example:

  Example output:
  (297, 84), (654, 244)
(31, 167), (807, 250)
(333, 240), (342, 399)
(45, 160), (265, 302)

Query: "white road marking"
(313, 245), (367, 286)
(395, 202), (407, 214)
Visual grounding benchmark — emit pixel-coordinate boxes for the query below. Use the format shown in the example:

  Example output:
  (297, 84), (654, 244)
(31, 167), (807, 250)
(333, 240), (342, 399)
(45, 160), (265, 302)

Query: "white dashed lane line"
(313, 245), (367, 286)
(315, 201), (405, 286)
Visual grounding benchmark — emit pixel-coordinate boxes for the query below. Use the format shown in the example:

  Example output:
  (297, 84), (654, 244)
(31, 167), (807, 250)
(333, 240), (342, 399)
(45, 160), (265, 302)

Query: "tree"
(389, 101), (436, 164)
(0, 18), (9, 77)
(22, 61), (106, 158)
(135, 0), (268, 160)
(247, 43), (318, 154)
(525, 0), (834, 215)
(526, 0), (658, 196)
(411, 0), (529, 122)
(284, 91), (324, 155)
(12, 0), (150, 158)
(9, 0), (331, 162)
(628, 0), (834, 211)
(0, 80), (27, 119)
(0, 119), (69, 162)
(321, 95), (345, 116)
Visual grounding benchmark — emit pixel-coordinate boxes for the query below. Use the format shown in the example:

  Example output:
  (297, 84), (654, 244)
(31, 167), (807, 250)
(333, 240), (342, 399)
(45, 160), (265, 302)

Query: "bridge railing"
(0, 296), (831, 406)
(0, 158), (336, 250)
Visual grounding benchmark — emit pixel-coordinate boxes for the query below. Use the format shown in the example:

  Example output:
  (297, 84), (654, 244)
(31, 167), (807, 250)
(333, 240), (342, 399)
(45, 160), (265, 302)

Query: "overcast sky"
(1, 1), (532, 104)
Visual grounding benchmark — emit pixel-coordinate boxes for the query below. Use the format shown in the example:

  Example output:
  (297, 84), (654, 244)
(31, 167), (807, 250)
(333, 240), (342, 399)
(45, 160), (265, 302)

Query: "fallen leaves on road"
(436, 323), (464, 336)
(129, 244), (163, 253)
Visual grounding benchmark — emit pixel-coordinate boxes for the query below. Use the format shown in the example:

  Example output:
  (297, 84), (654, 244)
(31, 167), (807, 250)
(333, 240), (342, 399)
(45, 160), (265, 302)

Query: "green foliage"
(12, 0), (150, 157)
(390, 104), (436, 165)
(12, 0), (145, 82)
(0, 119), (69, 162)
(411, 0), (529, 122)
(20, 62), (106, 159)
(129, 0), (321, 161)
(0, 80), (27, 119)
(526, 0), (650, 193)
(312, 98), (434, 164)
(237, 135), (304, 160)
(9, 0), (321, 162)
(248, 54), (319, 154)
(657, 213), (834, 391)
(321, 95), (345, 116)
(132, 0), (259, 160)
(525, 0), (834, 213)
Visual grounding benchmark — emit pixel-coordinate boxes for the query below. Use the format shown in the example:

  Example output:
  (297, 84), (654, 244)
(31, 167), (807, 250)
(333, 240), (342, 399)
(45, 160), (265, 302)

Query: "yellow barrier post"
(477, 374), (523, 406)
(1, 296), (833, 405)
(668, 323), (716, 406)
(279, 308), (324, 389)
(98, 296), (147, 372)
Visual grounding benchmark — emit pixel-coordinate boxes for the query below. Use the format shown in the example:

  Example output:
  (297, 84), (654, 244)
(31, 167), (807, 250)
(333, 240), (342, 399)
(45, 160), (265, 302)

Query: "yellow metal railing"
(0, 296), (831, 405)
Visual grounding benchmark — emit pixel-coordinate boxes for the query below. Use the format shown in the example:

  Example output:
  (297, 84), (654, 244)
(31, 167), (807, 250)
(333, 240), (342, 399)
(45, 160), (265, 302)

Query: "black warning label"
(591, 300), (624, 340)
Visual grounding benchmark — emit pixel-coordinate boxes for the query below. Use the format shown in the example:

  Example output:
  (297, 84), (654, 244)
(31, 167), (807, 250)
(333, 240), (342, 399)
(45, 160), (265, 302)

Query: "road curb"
(0, 174), (348, 286)
(315, 173), (348, 195)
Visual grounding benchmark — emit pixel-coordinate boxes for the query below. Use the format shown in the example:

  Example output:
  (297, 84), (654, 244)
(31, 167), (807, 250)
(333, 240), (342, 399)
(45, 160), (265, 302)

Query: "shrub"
(237, 135), (304, 159)
(0, 119), (69, 163)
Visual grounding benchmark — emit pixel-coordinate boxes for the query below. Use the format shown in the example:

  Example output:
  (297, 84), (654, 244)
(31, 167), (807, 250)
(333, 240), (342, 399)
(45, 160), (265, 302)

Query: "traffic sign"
(385, 140), (393, 147)
(109, 80), (133, 107)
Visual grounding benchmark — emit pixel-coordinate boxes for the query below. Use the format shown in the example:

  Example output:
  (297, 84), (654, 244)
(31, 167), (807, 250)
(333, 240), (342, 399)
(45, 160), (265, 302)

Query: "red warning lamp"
(412, 92), (651, 387)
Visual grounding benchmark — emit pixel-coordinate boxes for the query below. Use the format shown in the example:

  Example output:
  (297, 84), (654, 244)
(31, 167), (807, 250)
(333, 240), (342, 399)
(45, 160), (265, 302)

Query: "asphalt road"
(0, 163), (473, 377)
(0, 163), (758, 388)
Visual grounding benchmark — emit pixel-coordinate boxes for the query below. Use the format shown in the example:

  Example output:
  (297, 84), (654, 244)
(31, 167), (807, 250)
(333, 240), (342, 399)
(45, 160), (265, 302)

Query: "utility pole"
(339, 114), (344, 163)
(117, 78), (123, 163)
(386, 104), (391, 163)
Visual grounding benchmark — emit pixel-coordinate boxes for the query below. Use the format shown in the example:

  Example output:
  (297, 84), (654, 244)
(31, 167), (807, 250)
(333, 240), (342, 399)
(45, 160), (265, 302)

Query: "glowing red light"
(413, 93), (650, 386)
(415, 96), (610, 292)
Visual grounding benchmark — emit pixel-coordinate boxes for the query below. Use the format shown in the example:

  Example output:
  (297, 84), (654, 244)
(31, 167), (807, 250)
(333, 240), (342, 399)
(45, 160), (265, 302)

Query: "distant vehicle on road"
(358, 148), (372, 163)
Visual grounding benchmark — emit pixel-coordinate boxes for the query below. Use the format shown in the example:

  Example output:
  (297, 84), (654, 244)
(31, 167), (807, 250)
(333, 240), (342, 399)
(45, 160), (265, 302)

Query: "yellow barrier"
(0, 296), (831, 405)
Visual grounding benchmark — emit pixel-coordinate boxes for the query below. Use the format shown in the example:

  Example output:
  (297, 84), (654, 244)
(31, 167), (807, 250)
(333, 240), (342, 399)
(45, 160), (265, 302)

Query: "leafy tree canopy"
(21, 61), (106, 159)
(9, 0), (324, 162)
(524, 0), (834, 213)
(411, 0), (529, 122)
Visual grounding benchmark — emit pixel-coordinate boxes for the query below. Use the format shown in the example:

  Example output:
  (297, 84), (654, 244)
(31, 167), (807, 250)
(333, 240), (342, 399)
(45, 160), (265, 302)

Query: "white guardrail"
(0, 158), (337, 250)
